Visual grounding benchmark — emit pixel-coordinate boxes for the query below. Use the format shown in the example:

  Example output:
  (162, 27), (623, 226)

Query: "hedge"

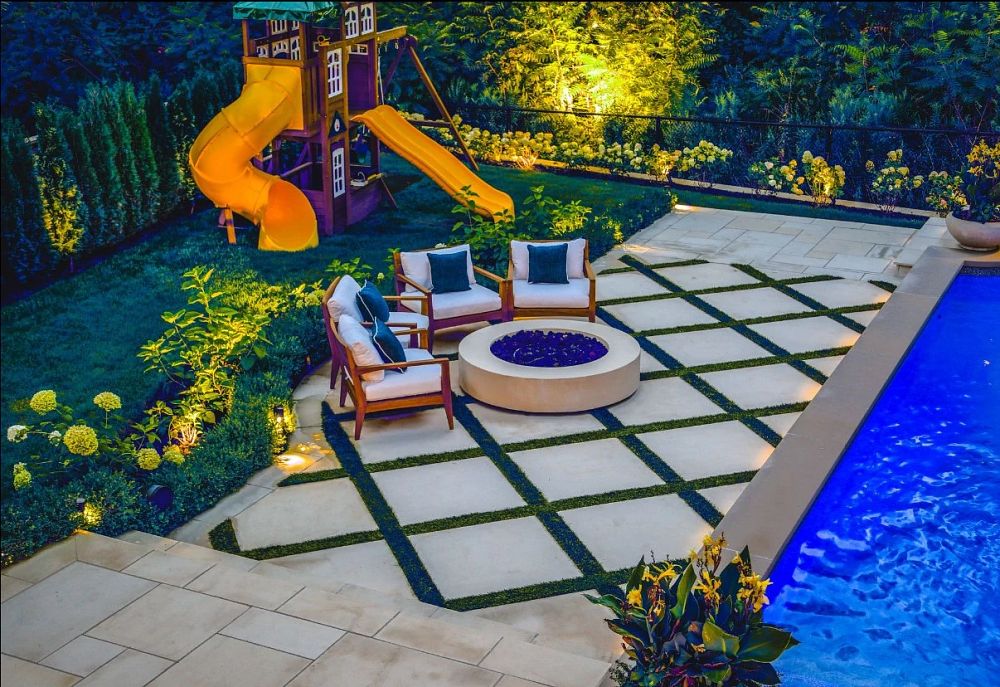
(0, 63), (241, 292)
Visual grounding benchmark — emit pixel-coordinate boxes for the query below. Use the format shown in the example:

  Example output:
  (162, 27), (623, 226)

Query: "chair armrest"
(385, 293), (429, 303)
(360, 321), (420, 331)
(356, 356), (449, 374)
(395, 274), (431, 294)
(473, 265), (505, 284)
(584, 261), (596, 281)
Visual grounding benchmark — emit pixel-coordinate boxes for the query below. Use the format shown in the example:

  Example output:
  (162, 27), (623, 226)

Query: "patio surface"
(158, 206), (932, 659)
(3, 206), (953, 682)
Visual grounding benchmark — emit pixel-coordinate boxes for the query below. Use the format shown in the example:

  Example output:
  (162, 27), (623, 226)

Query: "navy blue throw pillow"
(356, 281), (390, 322)
(371, 319), (406, 373)
(527, 243), (568, 284)
(428, 250), (472, 293)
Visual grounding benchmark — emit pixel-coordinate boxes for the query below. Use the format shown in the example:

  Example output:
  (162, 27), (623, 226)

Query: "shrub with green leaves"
(588, 535), (797, 687)
(866, 149), (923, 213)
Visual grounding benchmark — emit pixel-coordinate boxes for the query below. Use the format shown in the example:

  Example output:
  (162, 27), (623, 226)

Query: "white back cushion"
(511, 238), (586, 281)
(338, 314), (383, 382)
(327, 274), (363, 322)
(399, 244), (475, 290)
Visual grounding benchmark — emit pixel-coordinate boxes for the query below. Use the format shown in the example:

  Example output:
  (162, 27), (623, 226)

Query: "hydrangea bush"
(799, 151), (846, 206)
(923, 171), (967, 217)
(866, 149), (924, 213)
(748, 158), (803, 196)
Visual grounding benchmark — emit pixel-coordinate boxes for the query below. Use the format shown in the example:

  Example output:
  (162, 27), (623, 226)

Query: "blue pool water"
(768, 270), (1000, 687)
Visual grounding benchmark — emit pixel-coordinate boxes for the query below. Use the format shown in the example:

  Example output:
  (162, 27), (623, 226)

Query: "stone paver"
(75, 649), (172, 687)
(468, 402), (605, 444)
(373, 457), (525, 525)
(698, 483), (750, 513)
(603, 297), (715, 332)
(0, 654), (79, 687)
(654, 262), (759, 289)
(233, 479), (376, 550)
(148, 635), (309, 687)
(639, 421), (775, 481)
(791, 279), (891, 307)
(270, 541), (413, 598)
(1, 562), (155, 662)
(375, 613), (501, 664)
(509, 439), (661, 501)
(221, 608), (345, 659)
(122, 550), (213, 587)
(287, 634), (501, 687)
(649, 327), (771, 367)
(89, 584), (246, 661)
(760, 411), (802, 437)
(1, 574), (32, 602)
(559, 495), (712, 570)
(277, 586), (399, 636)
(411, 519), (581, 599)
(595, 271), (664, 300)
(699, 287), (811, 319)
(480, 637), (612, 687)
(607, 376), (722, 426)
(344, 408), (479, 463)
(749, 317), (860, 353)
(185, 564), (302, 610)
(41, 636), (124, 677)
(700, 364), (821, 408)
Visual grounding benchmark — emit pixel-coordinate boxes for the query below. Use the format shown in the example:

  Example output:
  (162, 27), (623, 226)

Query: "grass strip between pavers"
(869, 279), (898, 293)
(640, 347), (852, 380)
(599, 258), (708, 275)
(630, 303), (881, 337)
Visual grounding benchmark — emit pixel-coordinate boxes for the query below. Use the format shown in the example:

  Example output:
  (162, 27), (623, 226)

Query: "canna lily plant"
(587, 535), (797, 687)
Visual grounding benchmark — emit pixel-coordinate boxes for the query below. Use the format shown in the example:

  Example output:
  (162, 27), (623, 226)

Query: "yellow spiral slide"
(354, 105), (515, 221)
(189, 64), (318, 251)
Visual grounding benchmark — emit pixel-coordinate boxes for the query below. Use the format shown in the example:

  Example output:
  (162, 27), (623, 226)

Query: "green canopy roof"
(233, 2), (341, 23)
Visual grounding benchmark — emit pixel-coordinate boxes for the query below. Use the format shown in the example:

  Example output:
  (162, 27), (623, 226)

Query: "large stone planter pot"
(945, 212), (1000, 251)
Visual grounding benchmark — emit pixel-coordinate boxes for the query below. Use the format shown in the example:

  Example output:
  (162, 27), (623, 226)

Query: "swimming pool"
(767, 269), (1000, 686)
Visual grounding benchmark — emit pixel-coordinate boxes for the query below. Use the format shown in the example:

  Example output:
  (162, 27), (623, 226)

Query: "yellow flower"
(13, 462), (31, 490)
(137, 448), (161, 471)
(796, 176), (805, 184)
(64, 425), (98, 456)
(801, 150), (814, 163)
(93, 391), (122, 412)
(626, 588), (643, 607)
(29, 390), (57, 414)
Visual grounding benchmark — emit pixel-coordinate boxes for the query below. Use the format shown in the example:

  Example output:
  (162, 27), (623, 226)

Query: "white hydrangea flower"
(7, 425), (29, 443)
(48, 429), (62, 445)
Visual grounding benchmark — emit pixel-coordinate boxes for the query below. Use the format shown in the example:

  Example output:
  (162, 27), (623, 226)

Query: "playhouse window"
(360, 4), (374, 34)
(345, 7), (359, 38)
(349, 43), (368, 55)
(326, 48), (343, 97)
(273, 39), (289, 58)
(291, 21), (300, 30)
(332, 147), (346, 197)
(268, 20), (288, 34)
(290, 36), (301, 60)
(256, 44), (269, 58)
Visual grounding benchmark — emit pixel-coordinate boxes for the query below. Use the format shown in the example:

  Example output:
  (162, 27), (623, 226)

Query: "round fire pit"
(459, 319), (640, 413)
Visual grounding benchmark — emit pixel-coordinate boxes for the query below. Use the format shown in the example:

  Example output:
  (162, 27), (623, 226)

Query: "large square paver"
(760, 411), (801, 437)
(649, 328), (771, 367)
(700, 364), (821, 408)
(602, 298), (715, 332)
(749, 317), (860, 353)
(288, 633), (499, 687)
(343, 409), (479, 464)
(699, 287), (811, 320)
(233, 479), (376, 550)
(271, 541), (413, 598)
(608, 377), (722, 426)
(148, 635), (309, 687)
(468, 402), (605, 445)
(41, 635), (124, 677)
(510, 438), (662, 501)
(221, 608), (344, 659)
(0, 655), (78, 687)
(373, 457), (525, 525)
(411, 518), (581, 599)
(1, 562), (155, 662)
(808, 355), (845, 376)
(698, 483), (749, 514)
(791, 279), (891, 308)
(560, 495), (712, 570)
(596, 271), (665, 300)
(74, 649), (172, 687)
(89, 584), (247, 660)
(639, 421), (774, 481)
(654, 262), (759, 290)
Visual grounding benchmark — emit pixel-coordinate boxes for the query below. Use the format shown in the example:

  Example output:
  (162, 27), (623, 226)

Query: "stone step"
(106, 531), (615, 686)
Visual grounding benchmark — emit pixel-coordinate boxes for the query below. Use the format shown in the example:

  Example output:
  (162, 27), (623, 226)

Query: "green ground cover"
(0, 154), (659, 475)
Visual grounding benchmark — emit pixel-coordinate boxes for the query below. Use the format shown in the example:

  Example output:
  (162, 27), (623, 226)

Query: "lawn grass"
(0, 154), (658, 472)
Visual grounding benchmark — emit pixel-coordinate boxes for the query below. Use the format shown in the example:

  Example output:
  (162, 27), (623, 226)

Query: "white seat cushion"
(327, 275), (364, 322)
(338, 314), (384, 382)
(399, 245), (475, 291)
(511, 239), (586, 281)
(362, 348), (442, 401)
(512, 278), (591, 309)
(401, 283), (502, 320)
(386, 310), (429, 345)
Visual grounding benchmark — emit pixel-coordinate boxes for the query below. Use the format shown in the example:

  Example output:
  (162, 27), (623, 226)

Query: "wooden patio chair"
(392, 244), (510, 350)
(322, 275), (430, 389)
(508, 238), (597, 322)
(331, 314), (454, 440)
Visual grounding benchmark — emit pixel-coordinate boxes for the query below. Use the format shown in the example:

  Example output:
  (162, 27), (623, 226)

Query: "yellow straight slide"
(189, 64), (318, 251)
(353, 105), (514, 220)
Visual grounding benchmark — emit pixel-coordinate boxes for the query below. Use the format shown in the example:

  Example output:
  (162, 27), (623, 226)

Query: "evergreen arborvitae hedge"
(117, 81), (161, 229)
(80, 84), (128, 246)
(0, 118), (52, 287)
(145, 75), (181, 216)
(60, 108), (105, 253)
(33, 102), (85, 268)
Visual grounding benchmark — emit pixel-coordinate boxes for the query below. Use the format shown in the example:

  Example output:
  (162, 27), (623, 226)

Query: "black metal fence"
(449, 103), (1000, 205)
